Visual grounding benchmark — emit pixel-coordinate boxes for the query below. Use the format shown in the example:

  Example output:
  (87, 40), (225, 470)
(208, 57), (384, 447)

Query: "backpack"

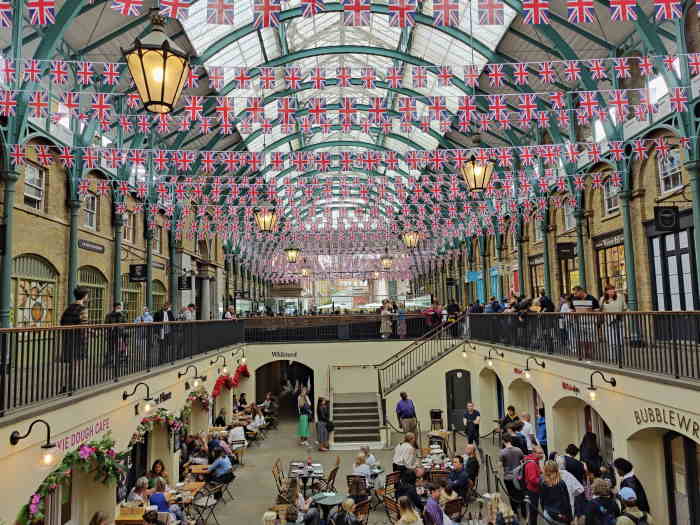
(596, 504), (617, 525)
(622, 513), (649, 525)
(511, 459), (535, 491)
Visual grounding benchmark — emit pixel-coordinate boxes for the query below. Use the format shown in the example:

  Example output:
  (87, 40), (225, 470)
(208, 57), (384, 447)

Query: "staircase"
(376, 314), (466, 397)
(332, 393), (382, 445)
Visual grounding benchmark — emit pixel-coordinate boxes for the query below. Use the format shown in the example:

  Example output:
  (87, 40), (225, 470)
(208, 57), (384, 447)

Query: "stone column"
(67, 199), (81, 300)
(201, 276), (211, 320)
(574, 209), (588, 290)
(112, 213), (124, 305)
(0, 170), (18, 328)
(145, 221), (154, 311)
(619, 191), (639, 310)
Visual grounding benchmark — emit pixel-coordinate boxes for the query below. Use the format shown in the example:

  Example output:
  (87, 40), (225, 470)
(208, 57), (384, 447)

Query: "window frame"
(83, 192), (98, 230)
(153, 225), (163, 254)
(564, 205), (576, 231)
(23, 161), (46, 211)
(657, 148), (683, 195)
(122, 212), (135, 244)
(603, 179), (620, 216)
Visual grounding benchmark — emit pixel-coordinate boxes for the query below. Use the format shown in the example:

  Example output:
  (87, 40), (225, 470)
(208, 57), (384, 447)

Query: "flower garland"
(16, 433), (127, 525)
(129, 407), (184, 446)
(211, 374), (235, 398)
(180, 387), (211, 432)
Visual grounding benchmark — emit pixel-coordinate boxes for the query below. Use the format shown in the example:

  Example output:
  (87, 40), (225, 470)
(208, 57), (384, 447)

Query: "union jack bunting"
(588, 58), (607, 80)
(90, 93), (112, 120)
(463, 65), (479, 87)
(310, 67), (326, 89)
(259, 67), (276, 89)
(432, 0), (460, 26)
(412, 66), (427, 88)
(654, 0), (682, 19)
(233, 67), (252, 88)
(102, 63), (121, 85)
(613, 57), (631, 78)
(669, 87), (688, 112)
(159, 0), (191, 19)
(27, 0), (56, 25)
(487, 64), (505, 88)
(478, 0), (504, 25)
(207, 0), (235, 24)
(254, 0), (281, 28)
(10, 144), (26, 166)
(360, 67), (376, 88)
(301, 0), (325, 16)
(28, 90), (48, 118)
(638, 55), (654, 76)
(186, 67), (200, 89)
(437, 66), (452, 87)
(0, 89), (16, 117)
(566, 0), (594, 23)
(77, 61), (94, 85)
(342, 0), (371, 26)
(336, 66), (352, 87)
(284, 66), (303, 89)
(385, 67), (403, 88)
(23, 59), (41, 83)
(0, 1), (11, 27)
(209, 66), (224, 89)
(609, 0), (637, 21)
(538, 61), (556, 84)
(522, 0), (549, 24)
(111, 0), (143, 16)
(388, 0), (417, 27)
(398, 97), (417, 122)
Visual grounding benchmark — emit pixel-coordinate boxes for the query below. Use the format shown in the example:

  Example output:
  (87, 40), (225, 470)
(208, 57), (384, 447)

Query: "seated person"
(207, 447), (234, 483)
(148, 478), (184, 522)
(247, 405), (266, 431)
(214, 408), (227, 427)
(141, 510), (159, 525)
(237, 393), (248, 411)
(360, 445), (377, 467)
(207, 433), (222, 454)
(439, 480), (459, 507)
(396, 470), (424, 512)
(352, 453), (371, 482)
(288, 479), (322, 525)
(328, 498), (360, 525)
(414, 467), (428, 488)
(261, 392), (276, 412)
(127, 476), (150, 503)
(146, 459), (169, 489)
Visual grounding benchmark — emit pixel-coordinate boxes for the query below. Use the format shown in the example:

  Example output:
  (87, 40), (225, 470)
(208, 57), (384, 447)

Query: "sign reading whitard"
(272, 351), (298, 359)
(634, 407), (700, 439)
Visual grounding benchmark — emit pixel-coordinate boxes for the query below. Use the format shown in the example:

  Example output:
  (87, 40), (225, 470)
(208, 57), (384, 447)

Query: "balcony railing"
(466, 312), (700, 381)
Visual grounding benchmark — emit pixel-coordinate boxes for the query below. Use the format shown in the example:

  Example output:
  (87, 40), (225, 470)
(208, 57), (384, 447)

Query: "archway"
(478, 367), (504, 433)
(626, 427), (700, 525)
(507, 378), (544, 425)
(255, 360), (314, 419)
(551, 396), (613, 464)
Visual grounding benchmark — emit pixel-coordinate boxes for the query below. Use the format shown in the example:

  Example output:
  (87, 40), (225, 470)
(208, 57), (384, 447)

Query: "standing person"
(484, 296), (503, 313)
(186, 303), (197, 320)
(500, 434), (525, 517)
(153, 302), (175, 363)
(464, 444), (480, 493)
(316, 397), (330, 452)
(583, 478), (620, 525)
(396, 302), (408, 339)
(59, 286), (90, 364)
(103, 302), (127, 367)
(538, 289), (555, 312)
(558, 294), (575, 351)
(505, 423), (528, 457)
(571, 286), (600, 360)
(600, 284), (628, 360)
(555, 455), (585, 521)
(297, 387), (312, 446)
(424, 484), (444, 525)
(501, 405), (520, 431)
(134, 306), (153, 361)
(579, 432), (603, 474)
(395, 392), (417, 434)
(463, 402), (481, 446)
(392, 433), (418, 473)
(540, 461), (573, 524)
(523, 445), (544, 525)
(616, 487), (653, 525)
(536, 408), (548, 459)
(135, 306), (153, 323)
(520, 413), (536, 453)
(423, 300), (443, 330)
(563, 445), (587, 485)
(380, 300), (393, 339)
(446, 298), (460, 320)
(224, 305), (237, 319)
(613, 458), (650, 513)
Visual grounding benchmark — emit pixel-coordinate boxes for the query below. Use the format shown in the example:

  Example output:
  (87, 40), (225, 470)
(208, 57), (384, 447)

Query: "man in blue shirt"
(536, 407), (548, 458)
(207, 448), (233, 483)
(462, 402), (481, 446)
(448, 456), (470, 500)
(395, 391), (417, 433)
(424, 483), (444, 525)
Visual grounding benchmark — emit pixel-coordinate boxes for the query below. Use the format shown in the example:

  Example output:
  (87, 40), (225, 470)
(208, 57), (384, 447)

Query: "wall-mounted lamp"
(211, 355), (228, 375)
(178, 365), (205, 390)
(484, 347), (504, 368)
(524, 357), (545, 379)
(462, 341), (477, 359)
(122, 382), (154, 415)
(588, 370), (617, 401)
(9, 419), (59, 469)
(232, 348), (246, 365)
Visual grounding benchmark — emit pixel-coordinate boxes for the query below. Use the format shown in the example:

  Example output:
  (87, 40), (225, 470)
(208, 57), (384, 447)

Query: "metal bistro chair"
(190, 484), (222, 525)
(353, 499), (370, 525)
(429, 409), (444, 431)
(444, 497), (466, 523)
(429, 469), (449, 485)
(383, 495), (400, 524)
(315, 465), (339, 494)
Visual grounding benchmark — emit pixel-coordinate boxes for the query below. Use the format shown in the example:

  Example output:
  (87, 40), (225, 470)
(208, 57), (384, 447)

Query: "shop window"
(529, 262), (544, 297)
(152, 280), (167, 312)
(24, 162), (46, 211)
(658, 148), (683, 194)
(11, 254), (57, 328)
(603, 180), (620, 215)
(651, 230), (698, 311)
(564, 205), (576, 231)
(597, 244), (626, 296)
(123, 212), (135, 244)
(534, 221), (544, 243)
(153, 225), (163, 254)
(78, 266), (107, 323)
(121, 274), (143, 322)
(83, 192), (98, 230)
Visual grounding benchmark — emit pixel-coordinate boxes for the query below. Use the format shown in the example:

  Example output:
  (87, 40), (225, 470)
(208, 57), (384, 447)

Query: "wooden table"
(168, 481), (206, 503)
(189, 464), (210, 475)
(114, 505), (145, 525)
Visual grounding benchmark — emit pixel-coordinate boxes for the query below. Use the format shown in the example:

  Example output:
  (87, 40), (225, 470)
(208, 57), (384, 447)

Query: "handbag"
(326, 420), (335, 432)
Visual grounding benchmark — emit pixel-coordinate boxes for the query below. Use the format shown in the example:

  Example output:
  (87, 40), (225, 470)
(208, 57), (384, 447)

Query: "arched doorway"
(627, 427), (700, 525)
(445, 369), (471, 430)
(255, 360), (314, 418)
(478, 367), (504, 432)
(551, 396), (613, 464)
(508, 378), (544, 423)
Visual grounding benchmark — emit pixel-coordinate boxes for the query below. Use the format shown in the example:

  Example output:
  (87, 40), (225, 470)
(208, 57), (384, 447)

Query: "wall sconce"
(462, 341), (477, 359)
(588, 370), (617, 401)
(211, 355), (228, 375)
(122, 382), (153, 415)
(232, 348), (246, 365)
(9, 419), (59, 469)
(524, 357), (545, 379)
(178, 365), (205, 390)
(484, 347), (504, 368)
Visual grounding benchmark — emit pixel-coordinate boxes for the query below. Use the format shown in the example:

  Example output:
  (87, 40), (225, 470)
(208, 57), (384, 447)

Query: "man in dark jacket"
(613, 458), (650, 513)
(153, 302), (176, 363)
(464, 444), (480, 497)
(584, 478), (620, 525)
(564, 444), (587, 485)
(448, 455), (471, 500)
(59, 287), (90, 362)
(103, 302), (126, 367)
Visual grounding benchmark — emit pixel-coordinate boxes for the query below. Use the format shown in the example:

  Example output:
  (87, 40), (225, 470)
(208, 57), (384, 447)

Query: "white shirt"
(353, 463), (371, 480)
(228, 426), (247, 449)
(247, 414), (265, 431)
(365, 454), (377, 467)
(560, 469), (585, 511)
(392, 442), (417, 469)
(224, 311), (236, 320)
(521, 420), (534, 451)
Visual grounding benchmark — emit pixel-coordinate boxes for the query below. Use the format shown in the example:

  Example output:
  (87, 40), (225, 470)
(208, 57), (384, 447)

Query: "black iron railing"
(0, 320), (245, 416)
(467, 312), (700, 381)
(376, 314), (466, 396)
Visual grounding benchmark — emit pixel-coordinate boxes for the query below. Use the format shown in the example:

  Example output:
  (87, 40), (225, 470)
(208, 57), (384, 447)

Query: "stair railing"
(376, 313), (466, 397)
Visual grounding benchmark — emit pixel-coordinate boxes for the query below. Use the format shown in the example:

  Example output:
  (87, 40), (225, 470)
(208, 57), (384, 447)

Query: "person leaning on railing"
(59, 287), (90, 363)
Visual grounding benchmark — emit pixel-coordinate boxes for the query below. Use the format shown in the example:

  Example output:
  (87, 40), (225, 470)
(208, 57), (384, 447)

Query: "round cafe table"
(312, 492), (346, 521)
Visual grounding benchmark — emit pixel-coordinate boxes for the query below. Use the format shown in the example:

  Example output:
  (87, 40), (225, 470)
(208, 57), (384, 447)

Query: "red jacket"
(523, 454), (542, 492)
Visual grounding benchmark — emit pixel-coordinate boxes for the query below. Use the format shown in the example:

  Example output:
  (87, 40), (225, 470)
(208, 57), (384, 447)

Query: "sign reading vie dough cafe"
(54, 418), (112, 451)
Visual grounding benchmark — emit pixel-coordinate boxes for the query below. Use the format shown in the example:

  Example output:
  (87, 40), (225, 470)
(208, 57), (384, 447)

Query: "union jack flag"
(28, 90), (48, 118)
(342, 0), (371, 26)
(433, 0), (460, 26)
(90, 93), (112, 120)
(207, 0), (235, 24)
(0, 89), (16, 117)
(398, 97), (417, 121)
(111, 0), (143, 16)
(412, 66), (427, 88)
(522, 0), (549, 24)
(566, 0), (594, 23)
(77, 61), (94, 85)
(254, 0), (281, 27)
(463, 65), (479, 86)
(478, 0), (504, 25)
(654, 0), (682, 19)
(301, 0), (325, 17)
(609, 0), (637, 21)
(10, 144), (25, 166)
(23, 59), (41, 83)
(487, 64), (505, 88)
(159, 0), (191, 19)
(102, 63), (121, 85)
(388, 0), (417, 27)
(284, 66), (303, 89)
(538, 61), (556, 84)
(0, 1), (12, 27)
(259, 67), (276, 89)
(27, 0), (56, 25)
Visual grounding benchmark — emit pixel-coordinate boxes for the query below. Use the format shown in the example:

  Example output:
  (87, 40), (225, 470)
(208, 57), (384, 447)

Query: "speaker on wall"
(654, 206), (680, 232)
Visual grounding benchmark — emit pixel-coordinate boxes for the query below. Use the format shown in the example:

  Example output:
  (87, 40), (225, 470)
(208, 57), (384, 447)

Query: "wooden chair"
(444, 497), (465, 523)
(353, 499), (370, 525)
(384, 471), (401, 500)
(230, 439), (246, 465)
(346, 475), (369, 501)
(383, 496), (400, 524)
(429, 469), (449, 485)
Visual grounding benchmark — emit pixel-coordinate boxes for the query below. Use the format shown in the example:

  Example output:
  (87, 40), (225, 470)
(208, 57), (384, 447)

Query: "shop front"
(528, 254), (545, 297)
(557, 243), (579, 296)
(594, 231), (627, 298)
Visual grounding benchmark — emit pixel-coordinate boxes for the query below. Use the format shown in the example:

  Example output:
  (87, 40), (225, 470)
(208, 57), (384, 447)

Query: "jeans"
(504, 479), (527, 517)
(526, 490), (539, 525)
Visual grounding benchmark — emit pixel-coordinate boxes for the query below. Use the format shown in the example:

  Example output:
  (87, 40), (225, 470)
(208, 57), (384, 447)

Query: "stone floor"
(211, 413), (498, 524)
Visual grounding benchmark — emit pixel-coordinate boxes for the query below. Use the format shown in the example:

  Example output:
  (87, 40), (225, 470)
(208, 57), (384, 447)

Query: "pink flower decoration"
(29, 493), (41, 515)
(106, 449), (116, 457)
(78, 445), (95, 459)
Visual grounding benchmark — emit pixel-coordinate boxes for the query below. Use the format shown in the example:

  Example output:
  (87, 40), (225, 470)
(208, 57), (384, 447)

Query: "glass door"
(651, 230), (698, 311)
(664, 432), (700, 525)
